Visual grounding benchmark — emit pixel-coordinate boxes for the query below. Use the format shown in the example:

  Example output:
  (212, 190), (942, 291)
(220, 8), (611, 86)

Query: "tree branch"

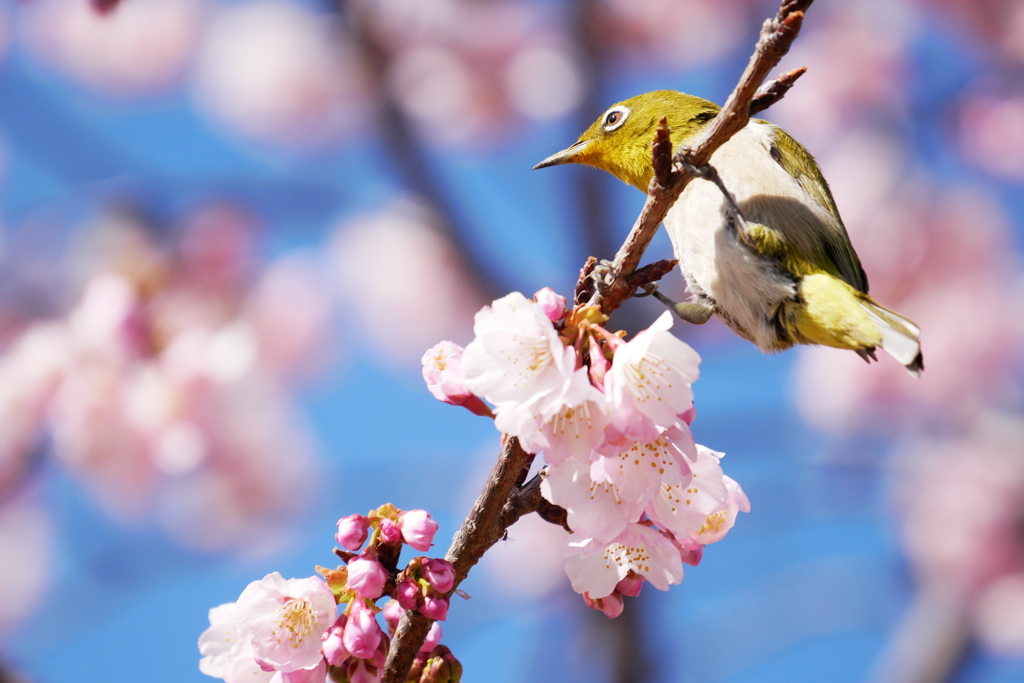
(587, 0), (814, 316)
(382, 437), (535, 682)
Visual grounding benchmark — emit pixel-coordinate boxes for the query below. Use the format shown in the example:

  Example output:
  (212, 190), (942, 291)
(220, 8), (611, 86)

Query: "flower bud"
(588, 335), (610, 391)
(583, 590), (624, 619)
(378, 517), (402, 546)
(421, 341), (493, 417)
(336, 514), (369, 551)
(399, 510), (438, 551)
(322, 615), (350, 667)
(616, 573), (644, 598)
(420, 621), (443, 653)
(347, 554), (388, 599)
(422, 558), (455, 594)
(396, 578), (421, 610)
(382, 599), (404, 634)
(418, 595), (449, 621)
(533, 287), (566, 322)
(342, 600), (383, 660)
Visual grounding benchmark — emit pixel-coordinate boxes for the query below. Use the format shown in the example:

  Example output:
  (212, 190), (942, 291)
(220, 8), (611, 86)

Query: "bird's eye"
(602, 105), (630, 131)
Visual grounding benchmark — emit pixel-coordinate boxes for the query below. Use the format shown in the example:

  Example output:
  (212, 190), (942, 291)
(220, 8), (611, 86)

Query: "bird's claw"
(645, 283), (714, 325)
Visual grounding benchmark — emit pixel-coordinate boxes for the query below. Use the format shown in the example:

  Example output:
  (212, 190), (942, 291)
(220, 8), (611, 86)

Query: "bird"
(533, 90), (923, 376)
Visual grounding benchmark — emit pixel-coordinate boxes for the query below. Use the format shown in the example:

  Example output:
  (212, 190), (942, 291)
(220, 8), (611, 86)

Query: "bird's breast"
(663, 122), (815, 350)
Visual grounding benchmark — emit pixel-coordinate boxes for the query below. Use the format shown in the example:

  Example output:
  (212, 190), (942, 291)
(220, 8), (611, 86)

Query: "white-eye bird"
(534, 90), (924, 376)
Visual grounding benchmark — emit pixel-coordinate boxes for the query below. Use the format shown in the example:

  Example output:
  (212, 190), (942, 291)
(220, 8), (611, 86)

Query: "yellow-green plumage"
(534, 90), (923, 375)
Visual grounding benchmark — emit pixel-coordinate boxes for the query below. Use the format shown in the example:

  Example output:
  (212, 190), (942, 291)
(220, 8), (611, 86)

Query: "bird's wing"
(767, 126), (869, 293)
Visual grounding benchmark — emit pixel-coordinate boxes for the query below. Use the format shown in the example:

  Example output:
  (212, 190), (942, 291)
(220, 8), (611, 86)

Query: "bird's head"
(533, 90), (720, 191)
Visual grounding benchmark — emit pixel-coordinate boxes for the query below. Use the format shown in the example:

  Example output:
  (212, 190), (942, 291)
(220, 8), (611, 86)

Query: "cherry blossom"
(234, 573), (336, 673)
(604, 312), (701, 445)
(563, 523), (685, 599)
(462, 291), (576, 413)
(198, 603), (271, 683)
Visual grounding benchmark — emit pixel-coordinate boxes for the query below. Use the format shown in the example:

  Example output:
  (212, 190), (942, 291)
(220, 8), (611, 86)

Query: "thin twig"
(587, 0), (814, 316)
(382, 437), (535, 682)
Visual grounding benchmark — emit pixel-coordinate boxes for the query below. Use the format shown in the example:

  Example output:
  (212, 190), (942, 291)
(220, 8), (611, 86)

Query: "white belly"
(663, 122), (822, 350)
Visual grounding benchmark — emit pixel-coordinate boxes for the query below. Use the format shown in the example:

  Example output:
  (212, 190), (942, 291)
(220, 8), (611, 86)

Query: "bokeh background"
(1, 0), (1023, 681)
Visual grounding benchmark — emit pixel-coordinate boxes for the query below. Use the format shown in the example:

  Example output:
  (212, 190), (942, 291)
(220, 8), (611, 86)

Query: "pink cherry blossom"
(199, 602), (272, 683)
(541, 458), (646, 543)
(647, 444), (733, 542)
(604, 312), (701, 444)
(347, 554), (388, 599)
(336, 514), (369, 551)
(421, 341), (492, 417)
(399, 509), (438, 551)
(234, 573), (336, 673)
(563, 524), (684, 599)
(461, 292), (576, 413)
(342, 600), (383, 660)
(500, 366), (611, 464)
(592, 427), (694, 505)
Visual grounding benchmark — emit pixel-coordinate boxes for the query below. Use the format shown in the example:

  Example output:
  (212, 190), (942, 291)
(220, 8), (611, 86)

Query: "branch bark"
(382, 437), (535, 682)
(587, 0), (813, 315)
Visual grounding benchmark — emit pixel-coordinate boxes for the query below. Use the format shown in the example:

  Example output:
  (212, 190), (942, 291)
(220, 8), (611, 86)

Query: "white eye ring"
(602, 105), (630, 131)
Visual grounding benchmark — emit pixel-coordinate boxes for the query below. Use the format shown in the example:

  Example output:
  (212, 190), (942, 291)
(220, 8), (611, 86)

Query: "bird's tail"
(860, 299), (924, 377)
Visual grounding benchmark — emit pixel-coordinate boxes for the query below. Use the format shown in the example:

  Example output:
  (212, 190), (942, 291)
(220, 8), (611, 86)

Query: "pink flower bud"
(400, 510), (438, 551)
(616, 574), (644, 598)
(382, 599), (404, 634)
(422, 558), (455, 594)
(347, 554), (388, 599)
(420, 621), (443, 653)
(421, 341), (493, 417)
(322, 615), (350, 667)
(347, 658), (380, 683)
(583, 590), (624, 619)
(396, 579), (421, 610)
(588, 336), (610, 391)
(681, 544), (704, 567)
(336, 514), (369, 551)
(533, 287), (567, 322)
(418, 595), (449, 621)
(342, 600), (383, 660)
(378, 517), (402, 546)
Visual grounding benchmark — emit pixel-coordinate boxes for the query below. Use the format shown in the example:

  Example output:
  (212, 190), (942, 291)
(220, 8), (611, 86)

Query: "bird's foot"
(643, 284), (714, 325)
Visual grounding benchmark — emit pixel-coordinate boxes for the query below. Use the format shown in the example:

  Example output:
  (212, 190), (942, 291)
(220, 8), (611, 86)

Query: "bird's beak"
(532, 139), (591, 170)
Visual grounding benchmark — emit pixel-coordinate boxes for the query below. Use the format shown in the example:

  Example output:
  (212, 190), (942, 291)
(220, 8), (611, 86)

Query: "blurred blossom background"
(0, 0), (1022, 681)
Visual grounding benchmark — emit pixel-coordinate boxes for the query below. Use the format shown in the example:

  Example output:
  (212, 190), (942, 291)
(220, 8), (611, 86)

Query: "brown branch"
(750, 67), (808, 116)
(586, 0), (814, 316)
(382, 437), (535, 683)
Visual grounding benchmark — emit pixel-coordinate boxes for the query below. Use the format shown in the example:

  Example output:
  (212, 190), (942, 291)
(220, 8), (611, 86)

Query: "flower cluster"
(423, 290), (748, 616)
(199, 505), (461, 683)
